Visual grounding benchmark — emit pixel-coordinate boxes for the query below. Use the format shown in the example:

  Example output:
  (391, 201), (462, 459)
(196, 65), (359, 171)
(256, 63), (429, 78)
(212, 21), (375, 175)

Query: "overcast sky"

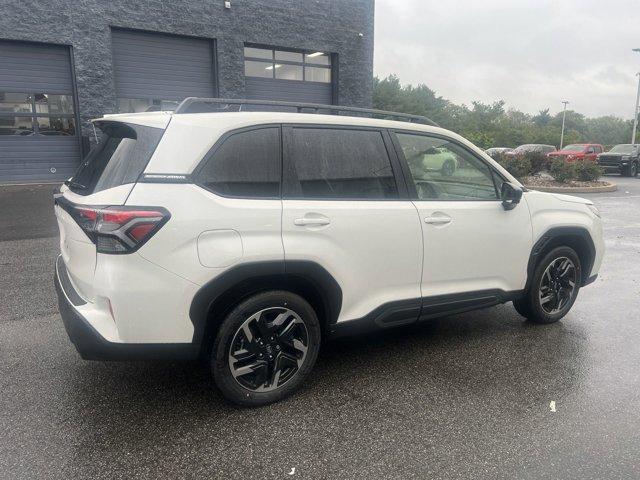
(374, 0), (640, 118)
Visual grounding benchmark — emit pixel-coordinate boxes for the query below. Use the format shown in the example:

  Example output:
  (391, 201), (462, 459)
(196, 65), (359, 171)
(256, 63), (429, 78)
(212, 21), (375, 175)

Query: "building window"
(116, 98), (181, 114)
(0, 92), (75, 136)
(244, 46), (332, 83)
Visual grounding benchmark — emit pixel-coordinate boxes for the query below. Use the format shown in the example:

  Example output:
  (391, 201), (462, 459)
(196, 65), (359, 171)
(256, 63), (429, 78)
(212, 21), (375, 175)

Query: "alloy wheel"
(228, 307), (309, 392)
(538, 257), (577, 314)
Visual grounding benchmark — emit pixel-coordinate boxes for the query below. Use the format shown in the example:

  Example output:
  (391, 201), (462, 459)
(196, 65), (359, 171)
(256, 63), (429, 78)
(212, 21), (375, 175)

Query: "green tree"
(372, 75), (633, 150)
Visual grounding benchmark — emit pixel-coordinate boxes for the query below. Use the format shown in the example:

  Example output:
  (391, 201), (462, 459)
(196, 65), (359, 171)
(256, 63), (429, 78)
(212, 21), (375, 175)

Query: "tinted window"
(70, 122), (164, 195)
(396, 133), (499, 201)
(286, 128), (398, 199)
(197, 127), (281, 198)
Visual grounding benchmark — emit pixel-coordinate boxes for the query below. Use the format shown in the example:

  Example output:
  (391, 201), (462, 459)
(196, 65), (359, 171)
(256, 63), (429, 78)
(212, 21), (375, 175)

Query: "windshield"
(561, 144), (585, 152)
(68, 122), (164, 195)
(609, 144), (637, 154)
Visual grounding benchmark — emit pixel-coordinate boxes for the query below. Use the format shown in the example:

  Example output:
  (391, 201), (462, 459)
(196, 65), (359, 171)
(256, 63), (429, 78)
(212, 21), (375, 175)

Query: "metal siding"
(0, 41), (80, 184)
(111, 29), (215, 100)
(0, 137), (80, 183)
(245, 78), (332, 105)
(0, 42), (73, 93)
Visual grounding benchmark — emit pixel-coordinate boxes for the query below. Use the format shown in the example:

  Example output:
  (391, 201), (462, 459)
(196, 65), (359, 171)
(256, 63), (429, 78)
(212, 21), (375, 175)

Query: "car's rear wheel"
(211, 291), (321, 407)
(513, 246), (581, 324)
(630, 162), (638, 177)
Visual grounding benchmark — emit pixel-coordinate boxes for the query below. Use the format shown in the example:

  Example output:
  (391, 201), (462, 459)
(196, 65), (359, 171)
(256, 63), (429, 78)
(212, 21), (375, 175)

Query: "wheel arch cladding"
(189, 261), (342, 353)
(526, 227), (596, 290)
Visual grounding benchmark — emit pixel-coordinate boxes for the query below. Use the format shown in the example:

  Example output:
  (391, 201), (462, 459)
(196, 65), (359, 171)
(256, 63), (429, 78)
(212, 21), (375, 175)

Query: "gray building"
(0, 0), (374, 184)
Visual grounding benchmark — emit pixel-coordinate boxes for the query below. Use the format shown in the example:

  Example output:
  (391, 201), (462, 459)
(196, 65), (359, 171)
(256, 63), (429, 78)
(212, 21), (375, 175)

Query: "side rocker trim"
(328, 289), (523, 338)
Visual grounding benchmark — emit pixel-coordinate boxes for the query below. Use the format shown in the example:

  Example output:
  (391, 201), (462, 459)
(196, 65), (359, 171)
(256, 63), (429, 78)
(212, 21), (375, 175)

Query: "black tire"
(512, 297), (532, 318)
(211, 290), (321, 407)
(516, 246), (582, 324)
(623, 162), (638, 177)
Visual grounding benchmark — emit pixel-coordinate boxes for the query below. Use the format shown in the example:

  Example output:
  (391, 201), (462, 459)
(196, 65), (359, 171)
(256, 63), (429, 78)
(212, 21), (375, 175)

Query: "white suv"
(54, 99), (604, 406)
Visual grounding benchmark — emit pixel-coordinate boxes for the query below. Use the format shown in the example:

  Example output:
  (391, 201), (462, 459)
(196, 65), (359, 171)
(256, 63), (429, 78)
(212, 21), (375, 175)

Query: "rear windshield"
(68, 121), (164, 195)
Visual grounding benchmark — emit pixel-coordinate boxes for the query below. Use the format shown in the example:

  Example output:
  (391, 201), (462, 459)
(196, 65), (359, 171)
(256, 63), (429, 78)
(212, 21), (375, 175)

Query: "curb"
(524, 182), (618, 194)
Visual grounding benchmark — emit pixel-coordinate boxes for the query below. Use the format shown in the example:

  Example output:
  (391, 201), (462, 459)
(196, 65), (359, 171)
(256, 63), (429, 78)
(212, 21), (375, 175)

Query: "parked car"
(54, 99), (604, 406)
(596, 144), (639, 177)
(485, 147), (514, 157)
(547, 144), (603, 163)
(405, 145), (458, 176)
(506, 144), (557, 156)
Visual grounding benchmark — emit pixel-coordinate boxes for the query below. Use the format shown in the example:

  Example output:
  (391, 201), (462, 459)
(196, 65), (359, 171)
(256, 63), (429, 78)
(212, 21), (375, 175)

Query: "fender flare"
(525, 226), (596, 291)
(189, 260), (342, 347)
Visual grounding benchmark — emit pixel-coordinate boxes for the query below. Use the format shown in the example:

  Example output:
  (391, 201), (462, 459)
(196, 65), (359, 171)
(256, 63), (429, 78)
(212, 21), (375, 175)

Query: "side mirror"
(501, 182), (523, 210)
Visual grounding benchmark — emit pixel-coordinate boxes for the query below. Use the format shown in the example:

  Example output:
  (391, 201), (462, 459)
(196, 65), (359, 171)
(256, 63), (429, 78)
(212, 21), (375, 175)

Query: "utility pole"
(633, 49), (640, 145)
(560, 100), (569, 149)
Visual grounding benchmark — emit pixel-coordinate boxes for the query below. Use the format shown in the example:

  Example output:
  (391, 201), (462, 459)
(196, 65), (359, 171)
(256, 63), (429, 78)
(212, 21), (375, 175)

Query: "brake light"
(57, 199), (170, 254)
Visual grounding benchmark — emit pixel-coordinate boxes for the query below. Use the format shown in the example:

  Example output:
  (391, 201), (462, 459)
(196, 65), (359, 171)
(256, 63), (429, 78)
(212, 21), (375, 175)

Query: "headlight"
(587, 204), (601, 218)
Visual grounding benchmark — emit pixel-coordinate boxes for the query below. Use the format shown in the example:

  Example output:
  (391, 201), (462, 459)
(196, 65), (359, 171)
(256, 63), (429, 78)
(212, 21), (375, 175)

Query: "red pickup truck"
(547, 143), (604, 162)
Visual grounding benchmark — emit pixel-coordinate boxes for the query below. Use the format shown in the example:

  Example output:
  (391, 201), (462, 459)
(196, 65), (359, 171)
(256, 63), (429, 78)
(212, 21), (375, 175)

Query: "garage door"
(0, 42), (80, 184)
(111, 29), (216, 113)
(244, 47), (333, 105)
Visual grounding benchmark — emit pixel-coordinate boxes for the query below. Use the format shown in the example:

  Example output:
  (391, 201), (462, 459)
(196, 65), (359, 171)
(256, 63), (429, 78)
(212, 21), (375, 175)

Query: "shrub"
(549, 159), (577, 183)
(574, 161), (604, 182)
(522, 151), (550, 174)
(494, 153), (532, 180)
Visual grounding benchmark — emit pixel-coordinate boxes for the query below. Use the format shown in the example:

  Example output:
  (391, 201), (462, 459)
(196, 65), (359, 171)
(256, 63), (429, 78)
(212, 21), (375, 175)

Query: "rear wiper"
(64, 179), (87, 190)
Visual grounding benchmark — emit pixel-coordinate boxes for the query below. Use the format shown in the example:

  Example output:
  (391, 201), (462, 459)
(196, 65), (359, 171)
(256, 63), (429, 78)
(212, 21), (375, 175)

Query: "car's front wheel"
(211, 291), (321, 407)
(513, 246), (581, 324)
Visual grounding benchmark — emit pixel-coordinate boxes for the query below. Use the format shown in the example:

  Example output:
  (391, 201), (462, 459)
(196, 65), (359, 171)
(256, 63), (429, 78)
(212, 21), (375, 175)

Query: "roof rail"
(173, 97), (439, 127)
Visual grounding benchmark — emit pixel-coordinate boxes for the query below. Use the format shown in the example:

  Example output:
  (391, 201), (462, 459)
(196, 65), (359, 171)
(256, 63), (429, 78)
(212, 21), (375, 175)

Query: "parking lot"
(1, 176), (639, 479)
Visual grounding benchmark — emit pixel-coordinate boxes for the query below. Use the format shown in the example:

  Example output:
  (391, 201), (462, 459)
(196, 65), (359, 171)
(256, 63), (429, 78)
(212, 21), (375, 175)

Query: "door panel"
(282, 125), (422, 323)
(392, 130), (533, 299)
(282, 200), (423, 322)
(415, 200), (532, 296)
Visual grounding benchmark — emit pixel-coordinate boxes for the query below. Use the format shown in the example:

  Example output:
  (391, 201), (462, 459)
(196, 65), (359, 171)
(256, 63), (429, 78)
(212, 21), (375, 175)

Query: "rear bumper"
(55, 255), (198, 361)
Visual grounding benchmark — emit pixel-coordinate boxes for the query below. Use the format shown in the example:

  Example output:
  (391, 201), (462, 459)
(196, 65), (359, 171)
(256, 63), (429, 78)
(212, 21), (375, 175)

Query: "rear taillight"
(57, 199), (170, 254)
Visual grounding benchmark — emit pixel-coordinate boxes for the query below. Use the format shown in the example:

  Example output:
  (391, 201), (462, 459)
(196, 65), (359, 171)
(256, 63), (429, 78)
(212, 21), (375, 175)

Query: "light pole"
(633, 73), (640, 145)
(632, 49), (640, 145)
(560, 100), (569, 149)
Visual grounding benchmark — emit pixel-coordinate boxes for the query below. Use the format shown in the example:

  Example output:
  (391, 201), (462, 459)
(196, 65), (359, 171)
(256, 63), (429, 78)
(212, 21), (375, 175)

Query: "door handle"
(424, 216), (452, 225)
(294, 217), (331, 226)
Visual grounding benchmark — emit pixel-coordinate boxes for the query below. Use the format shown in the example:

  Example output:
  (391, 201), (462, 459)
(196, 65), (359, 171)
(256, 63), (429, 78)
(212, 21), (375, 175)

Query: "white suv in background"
(54, 99), (604, 406)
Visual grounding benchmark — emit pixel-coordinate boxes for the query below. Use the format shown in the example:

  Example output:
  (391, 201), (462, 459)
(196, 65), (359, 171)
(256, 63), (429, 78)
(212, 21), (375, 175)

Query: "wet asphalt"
(1, 177), (639, 479)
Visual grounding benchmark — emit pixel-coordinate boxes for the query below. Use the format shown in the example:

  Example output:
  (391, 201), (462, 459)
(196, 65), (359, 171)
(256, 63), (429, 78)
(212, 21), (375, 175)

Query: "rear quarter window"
(195, 127), (281, 198)
(69, 121), (164, 195)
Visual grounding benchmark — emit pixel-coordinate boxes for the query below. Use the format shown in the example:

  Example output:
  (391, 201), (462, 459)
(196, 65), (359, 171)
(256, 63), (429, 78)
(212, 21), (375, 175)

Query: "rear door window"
(283, 127), (398, 199)
(69, 121), (164, 195)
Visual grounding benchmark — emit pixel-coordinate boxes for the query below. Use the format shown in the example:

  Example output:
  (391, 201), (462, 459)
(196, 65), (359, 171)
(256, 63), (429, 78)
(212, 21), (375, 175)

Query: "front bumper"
(55, 255), (198, 361)
(598, 164), (622, 173)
